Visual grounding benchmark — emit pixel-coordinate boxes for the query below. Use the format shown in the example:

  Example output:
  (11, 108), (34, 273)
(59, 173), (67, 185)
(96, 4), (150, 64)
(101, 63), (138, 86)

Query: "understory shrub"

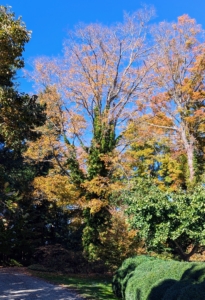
(9, 259), (23, 267)
(31, 244), (108, 274)
(113, 256), (205, 300)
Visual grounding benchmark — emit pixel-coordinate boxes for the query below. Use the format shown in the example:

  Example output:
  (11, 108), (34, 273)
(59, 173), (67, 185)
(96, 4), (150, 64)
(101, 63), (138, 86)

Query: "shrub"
(32, 244), (108, 274)
(126, 261), (205, 300)
(9, 259), (23, 267)
(112, 255), (156, 299)
(162, 264), (205, 300)
(113, 256), (205, 300)
(175, 281), (205, 300)
(125, 260), (180, 300)
(162, 280), (205, 300)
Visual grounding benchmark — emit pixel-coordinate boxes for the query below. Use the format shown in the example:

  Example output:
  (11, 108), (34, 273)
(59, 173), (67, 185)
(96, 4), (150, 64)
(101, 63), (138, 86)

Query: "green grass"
(29, 270), (119, 300)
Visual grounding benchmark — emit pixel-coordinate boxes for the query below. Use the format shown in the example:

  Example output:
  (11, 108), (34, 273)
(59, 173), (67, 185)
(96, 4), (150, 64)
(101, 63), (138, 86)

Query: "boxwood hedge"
(112, 256), (205, 300)
(112, 255), (155, 298)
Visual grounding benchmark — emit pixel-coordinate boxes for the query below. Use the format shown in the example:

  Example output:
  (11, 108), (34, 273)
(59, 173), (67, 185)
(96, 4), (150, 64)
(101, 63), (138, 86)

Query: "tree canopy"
(1, 5), (205, 268)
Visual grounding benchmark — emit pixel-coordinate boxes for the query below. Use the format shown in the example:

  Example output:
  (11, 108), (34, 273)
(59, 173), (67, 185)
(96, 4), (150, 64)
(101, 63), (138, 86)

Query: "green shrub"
(162, 280), (196, 300)
(180, 263), (205, 282)
(147, 278), (177, 300)
(176, 281), (205, 300)
(113, 256), (205, 300)
(112, 255), (156, 299)
(9, 259), (23, 267)
(162, 264), (205, 300)
(125, 260), (180, 300)
(146, 261), (201, 300)
(125, 260), (205, 300)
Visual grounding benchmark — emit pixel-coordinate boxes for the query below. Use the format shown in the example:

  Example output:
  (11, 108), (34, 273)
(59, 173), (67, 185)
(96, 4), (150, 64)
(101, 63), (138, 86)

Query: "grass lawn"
(29, 271), (119, 300)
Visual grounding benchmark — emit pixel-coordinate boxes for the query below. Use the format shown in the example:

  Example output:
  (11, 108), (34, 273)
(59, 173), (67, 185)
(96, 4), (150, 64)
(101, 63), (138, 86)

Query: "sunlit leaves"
(33, 174), (81, 206)
(124, 180), (205, 260)
(0, 5), (30, 87)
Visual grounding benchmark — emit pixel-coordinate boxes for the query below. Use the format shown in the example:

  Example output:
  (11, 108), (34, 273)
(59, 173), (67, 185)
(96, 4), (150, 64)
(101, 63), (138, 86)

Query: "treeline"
(1, 5), (205, 270)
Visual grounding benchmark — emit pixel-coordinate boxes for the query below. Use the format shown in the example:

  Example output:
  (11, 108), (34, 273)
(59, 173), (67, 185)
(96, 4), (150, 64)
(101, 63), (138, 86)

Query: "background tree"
(118, 15), (205, 263)
(123, 118), (187, 191)
(95, 14), (205, 193)
(124, 179), (205, 261)
(0, 5), (46, 149)
(136, 15), (205, 188)
(0, 5), (29, 87)
(0, 6), (48, 264)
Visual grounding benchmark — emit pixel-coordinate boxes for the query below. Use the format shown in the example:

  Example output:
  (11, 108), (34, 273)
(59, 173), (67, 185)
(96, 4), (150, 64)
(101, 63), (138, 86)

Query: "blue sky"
(2, 0), (205, 93)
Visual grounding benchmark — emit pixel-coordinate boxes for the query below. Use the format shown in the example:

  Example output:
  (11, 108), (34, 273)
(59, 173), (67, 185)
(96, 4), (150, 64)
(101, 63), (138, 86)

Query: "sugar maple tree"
(25, 8), (154, 259)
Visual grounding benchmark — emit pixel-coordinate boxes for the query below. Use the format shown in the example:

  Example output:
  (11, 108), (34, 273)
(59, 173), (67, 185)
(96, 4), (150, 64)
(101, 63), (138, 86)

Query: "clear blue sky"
(1, 0), (205, 93)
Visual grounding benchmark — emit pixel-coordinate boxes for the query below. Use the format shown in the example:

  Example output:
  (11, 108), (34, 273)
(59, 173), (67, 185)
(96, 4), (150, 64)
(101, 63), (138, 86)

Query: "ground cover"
(29, 270), (119, 300)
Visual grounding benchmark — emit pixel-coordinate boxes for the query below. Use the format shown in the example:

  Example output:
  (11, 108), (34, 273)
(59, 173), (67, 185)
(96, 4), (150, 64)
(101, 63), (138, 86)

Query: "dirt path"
(0, 268), (84, 300)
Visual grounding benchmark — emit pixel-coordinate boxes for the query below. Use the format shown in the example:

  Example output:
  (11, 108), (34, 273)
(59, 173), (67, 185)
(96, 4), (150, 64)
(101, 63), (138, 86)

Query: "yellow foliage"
(33, 174), (81, 206)
(82, 176), (110, 197)
(98, 208), (145, 269)
(87, 199), (108, 214)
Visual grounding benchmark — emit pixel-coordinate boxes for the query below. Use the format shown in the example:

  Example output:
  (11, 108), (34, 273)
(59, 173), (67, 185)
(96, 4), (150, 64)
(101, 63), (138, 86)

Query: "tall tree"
(0, 6), (46, 263)
(25, 7), (154, 259)
(0, 5), (29, 87)
(139, 15), (205, 188)
(0, 5), (45, 149)
(120, 16), (205, 262)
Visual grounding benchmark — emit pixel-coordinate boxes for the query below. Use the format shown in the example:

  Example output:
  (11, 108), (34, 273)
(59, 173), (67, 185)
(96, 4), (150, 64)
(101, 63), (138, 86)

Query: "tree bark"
(180, 124), (195, 182)
(173, 240), (198, 261)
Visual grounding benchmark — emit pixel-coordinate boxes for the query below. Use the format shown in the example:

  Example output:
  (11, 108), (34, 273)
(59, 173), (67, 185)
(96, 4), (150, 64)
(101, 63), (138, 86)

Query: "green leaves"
(0, 6), (48, 264)
(0, 89), (46, 150)
(0, 6), (30, 87)
(0, 7), (46, 150)
(123, 180), (205, 260)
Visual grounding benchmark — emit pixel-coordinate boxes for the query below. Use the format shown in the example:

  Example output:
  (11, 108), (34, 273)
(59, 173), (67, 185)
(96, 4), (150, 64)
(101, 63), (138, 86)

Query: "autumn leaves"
(23, 10), (205, 259)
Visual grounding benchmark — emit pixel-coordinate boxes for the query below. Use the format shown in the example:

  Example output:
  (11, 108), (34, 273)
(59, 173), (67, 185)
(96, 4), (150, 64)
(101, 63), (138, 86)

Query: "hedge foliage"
(112, 255), (155, 298)
(113, 256), (205, 300)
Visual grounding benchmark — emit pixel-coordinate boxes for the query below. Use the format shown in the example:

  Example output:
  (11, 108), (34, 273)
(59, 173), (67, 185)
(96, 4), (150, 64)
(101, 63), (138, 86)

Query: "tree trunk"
(180, 125), (195, 182)
(186, 143), (195, 182)
(174, 240), (198, 261)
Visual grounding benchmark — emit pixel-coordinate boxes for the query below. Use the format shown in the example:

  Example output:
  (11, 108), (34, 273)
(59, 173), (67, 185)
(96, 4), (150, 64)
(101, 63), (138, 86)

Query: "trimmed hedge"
(125, 260), (192, 300)
(162, 280), (205, 300)
(112, 255), (155, 298)
(113, 256), (205, 300)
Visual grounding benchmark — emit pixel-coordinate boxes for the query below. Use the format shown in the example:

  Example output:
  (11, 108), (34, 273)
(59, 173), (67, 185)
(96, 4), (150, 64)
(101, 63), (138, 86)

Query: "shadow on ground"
(0, 269), (82, 300)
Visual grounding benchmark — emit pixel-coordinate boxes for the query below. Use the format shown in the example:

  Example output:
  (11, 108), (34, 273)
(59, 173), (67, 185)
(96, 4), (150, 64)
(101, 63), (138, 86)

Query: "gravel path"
(0, 268), (84, 300)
